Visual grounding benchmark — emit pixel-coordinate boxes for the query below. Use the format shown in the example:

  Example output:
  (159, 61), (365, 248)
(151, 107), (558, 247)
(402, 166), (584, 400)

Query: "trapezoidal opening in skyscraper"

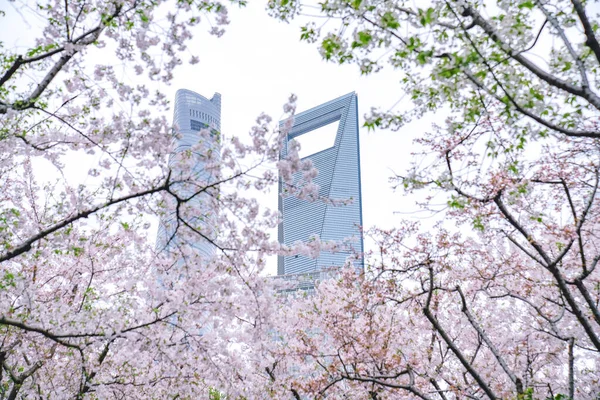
(278, 92), (364, 277)
(292, 120), (339, 159)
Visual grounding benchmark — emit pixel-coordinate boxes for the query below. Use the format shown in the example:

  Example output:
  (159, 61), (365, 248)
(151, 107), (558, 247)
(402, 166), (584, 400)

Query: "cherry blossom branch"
(0, 7), (111, 90)
(0, 1), (133, 114)
(0, 178), (169, 263)
(0, 314), (178, 394)
(462, 68), (599, 138)
(391, 5), (474, 30)
(561, 179), (588, 270)
(33, 104), (143, 189)
(423, 269), (498, 400)
(445, 151), (492, 203)
(333, 370), (434, 400)
(79, 338), (117, 396)
(502, 231), (546, 267)
(265, 361), (302, 400)
(458, 3), (600, 111)
(361, 2), (600, 138)
(0, 309), (176, 343)
(456, 286), (522, 393)
(548, 269), (600, 350)
(573, 278), (600, 327)
(494, 190), (600, 349)
(429, 378), (449, 400)
(0, 5), (122, 114)
(3, 358), (44, 400)
(559, 172), (600, 326)
(537, 2), (590, 90)
(549, 169), (599, 268)
(494, 193), (552, 265)
(159, 165), (260, 253)
(488, 292), (563, 337)
(444, 2), (600, 138)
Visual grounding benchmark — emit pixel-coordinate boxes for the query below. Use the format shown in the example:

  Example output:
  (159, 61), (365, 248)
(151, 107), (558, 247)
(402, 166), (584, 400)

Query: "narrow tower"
(156, 89), (221, 260)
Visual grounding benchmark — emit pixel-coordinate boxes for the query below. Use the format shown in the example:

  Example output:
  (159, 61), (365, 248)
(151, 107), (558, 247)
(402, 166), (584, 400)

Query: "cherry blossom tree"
(0, 0), (320, 397)
(264, 0), (600, 399)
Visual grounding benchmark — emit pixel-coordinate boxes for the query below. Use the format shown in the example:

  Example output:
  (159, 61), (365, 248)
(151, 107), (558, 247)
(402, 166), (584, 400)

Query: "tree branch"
(568, 337), (575, 400)
(0, 3), (124, 114)
(494, 193), (551, 265)
(537, 2), (590, 90)
(0, 179), (169, 263)
(571, 0), (600, 64)
(423, 269), (498, 400)
(460, 4), (600, 110)
(456, 286), (521, 392)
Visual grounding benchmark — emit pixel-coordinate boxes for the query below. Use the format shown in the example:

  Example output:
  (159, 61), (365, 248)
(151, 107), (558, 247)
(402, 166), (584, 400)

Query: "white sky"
(1, 1), (440, 275)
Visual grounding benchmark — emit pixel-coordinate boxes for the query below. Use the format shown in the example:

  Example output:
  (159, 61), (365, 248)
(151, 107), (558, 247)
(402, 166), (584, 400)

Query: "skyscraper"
(278, 92), (363, 278)
(156, 89), (221, 260)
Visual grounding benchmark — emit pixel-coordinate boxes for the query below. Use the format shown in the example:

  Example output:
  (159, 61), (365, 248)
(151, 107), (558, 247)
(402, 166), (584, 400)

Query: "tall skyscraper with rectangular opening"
(278, 92), (363, 277)
(156, 89), (221, 260)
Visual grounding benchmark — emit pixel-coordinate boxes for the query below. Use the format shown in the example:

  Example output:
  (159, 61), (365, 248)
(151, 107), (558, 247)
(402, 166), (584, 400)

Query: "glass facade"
(278, 92), (364, 277)
(156, 89), (221, 260)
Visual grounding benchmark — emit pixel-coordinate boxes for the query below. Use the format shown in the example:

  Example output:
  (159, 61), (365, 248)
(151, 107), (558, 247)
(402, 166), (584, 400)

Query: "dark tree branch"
(429, 378), (449, 400)
(337, 372), (434, 400)
(502, 231), (547, 267)
(547, 265), (600, 350)
(561, 179), (587, 272)
(571, 0), (600, 64)
(573, 279), (600, 327)
(568, 337), (575, 400)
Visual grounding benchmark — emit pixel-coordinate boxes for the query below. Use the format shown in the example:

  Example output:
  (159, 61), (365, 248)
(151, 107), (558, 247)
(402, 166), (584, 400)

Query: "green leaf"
(25, 43), (59, 58)
(352, 30), (372, 48)
(300, 25), (316, 41)
(518, 1), (535, 10)
(321, 36), (344, 61)
(439, 67), (460, 78)
(419, 7), (434, 26)
(448, 195), (466, 209)
(406, 36), (421, 51)
(473, 216), (485, 231)
(0, 272), (16, 290)
(364, 117), (382, 131)
(350, 0), (362, 10)
(416, 50), (433, 65)
(381, 12), (400, 30)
